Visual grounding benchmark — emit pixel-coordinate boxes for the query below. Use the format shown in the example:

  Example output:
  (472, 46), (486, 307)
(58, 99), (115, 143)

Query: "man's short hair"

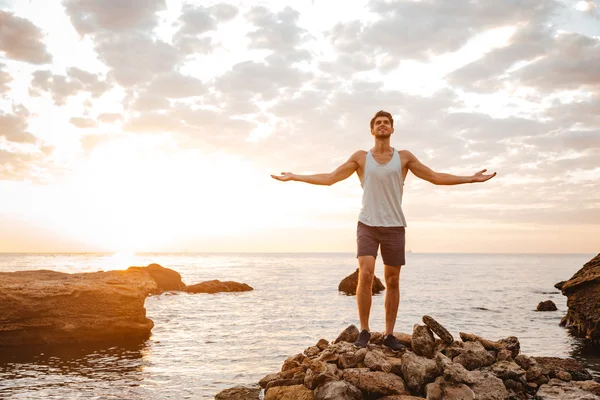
(370, 110), (394, 130)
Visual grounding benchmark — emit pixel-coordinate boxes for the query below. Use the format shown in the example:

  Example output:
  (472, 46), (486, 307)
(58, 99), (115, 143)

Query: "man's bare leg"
(384, 264), (402, 336)
(357, 256), (376, 331)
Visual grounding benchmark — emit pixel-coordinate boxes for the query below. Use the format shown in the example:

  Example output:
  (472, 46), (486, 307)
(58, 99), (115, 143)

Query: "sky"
(0, 0), (598, 254)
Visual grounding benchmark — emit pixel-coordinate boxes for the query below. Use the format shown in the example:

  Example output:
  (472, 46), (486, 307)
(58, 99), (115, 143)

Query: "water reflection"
(569, 335), (600, 379)
(0, 340), (151, 398)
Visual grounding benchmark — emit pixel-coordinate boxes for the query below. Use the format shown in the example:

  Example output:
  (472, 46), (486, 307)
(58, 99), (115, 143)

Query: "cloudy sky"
(0, 0), (598, 254)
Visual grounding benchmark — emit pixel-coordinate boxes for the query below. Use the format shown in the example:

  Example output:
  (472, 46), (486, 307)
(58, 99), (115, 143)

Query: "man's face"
(371, 116), (394, 138)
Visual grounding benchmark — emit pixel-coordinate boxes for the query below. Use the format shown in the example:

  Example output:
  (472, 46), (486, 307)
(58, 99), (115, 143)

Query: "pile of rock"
(217, 316), (600, 400)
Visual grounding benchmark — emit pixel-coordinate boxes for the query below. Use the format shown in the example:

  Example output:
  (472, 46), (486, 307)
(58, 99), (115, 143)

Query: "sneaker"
(354, 330), (371, 348)
(383, 334), (406, 351)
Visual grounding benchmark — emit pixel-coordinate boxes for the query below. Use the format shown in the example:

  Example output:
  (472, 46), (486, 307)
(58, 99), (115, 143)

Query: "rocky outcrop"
(0, 269), (157, 346)
(216, 315), (599, 400)
(558, 253), (600, 343)
(536, 300), (557, 312)
(339, 268), (386, 295)
(184, 280), (253, 294)
(128, 263), (186, 293)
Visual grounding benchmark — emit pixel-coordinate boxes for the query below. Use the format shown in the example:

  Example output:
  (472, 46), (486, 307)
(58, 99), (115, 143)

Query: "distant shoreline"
(0, 251), (595, 256)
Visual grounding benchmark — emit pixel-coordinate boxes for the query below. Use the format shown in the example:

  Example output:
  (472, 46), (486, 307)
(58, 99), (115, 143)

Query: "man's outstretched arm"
(404, 150), (496, 185)
(271, 151), (361, 186)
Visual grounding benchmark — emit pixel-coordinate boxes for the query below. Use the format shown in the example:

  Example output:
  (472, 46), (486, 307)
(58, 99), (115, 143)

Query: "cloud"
(70, 117), (97, 128)
(0, 106), (37, 144)
(63, 0), (166, 35)
(29, 68), (110, 105)
(326, 0), (559, 63)
(98, 113), (122, 123)
(0, 63), (10, 93)
(515, 32), (600, 90)
(146, 71), (206, 98)
(95, 33), (183, 87)
(0, 11), (52, 64)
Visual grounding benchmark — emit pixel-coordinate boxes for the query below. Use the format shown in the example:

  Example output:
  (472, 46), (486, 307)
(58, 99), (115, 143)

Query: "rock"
(468, 370), (510, 400)
(514, 354), (534, 370)
(265, 377), (304, 391)
(338, 352), (359, 369)
(0, 269), (156, 346)
(535, 378), (600, 400)
(265, 384), (314, 400)
(532, 357), (593, 381)
(314, 380), (363, 400)
(380, 396), (427, 400)
(127, 263), (185, 293)
(554, 281), (566, 290)
(335, 325), (360, 344)
(459, 332), (520, 359)
(215, 386), (261, 400)
(453, 341), (496, 371)
(488, 361), (526, 381)
(536, 300), (558, 312)
(400, 351), (442, 394)
(412, 324), (436, 358)
(184, 280), (253, 294)
(304, 368), (338, 390)
(338, 268), (385, 295)
(364, 348), (392, 372)
(422, 316), (454, 344)
(342, 369), (408, 397)
(558, 253), (600, 343)
(259, 373), (280, 388)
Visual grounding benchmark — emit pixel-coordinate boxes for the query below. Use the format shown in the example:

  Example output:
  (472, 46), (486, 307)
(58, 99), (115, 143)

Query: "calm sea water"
(0, 252), (598, 399)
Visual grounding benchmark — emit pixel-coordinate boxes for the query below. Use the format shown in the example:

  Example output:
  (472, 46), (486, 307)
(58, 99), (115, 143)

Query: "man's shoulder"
(351, 150), (368, 158)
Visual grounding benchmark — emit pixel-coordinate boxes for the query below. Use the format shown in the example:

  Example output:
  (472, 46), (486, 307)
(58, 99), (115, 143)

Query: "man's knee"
(385, 274), (400, 289)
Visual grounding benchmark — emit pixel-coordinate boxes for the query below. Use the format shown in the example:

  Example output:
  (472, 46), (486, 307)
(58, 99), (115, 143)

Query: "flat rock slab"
(185, 280), (253, 294)
(0, 269), (157, 346)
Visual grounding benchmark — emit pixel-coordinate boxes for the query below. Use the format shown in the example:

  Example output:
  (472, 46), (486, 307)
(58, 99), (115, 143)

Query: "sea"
(0, 252), (598, 399)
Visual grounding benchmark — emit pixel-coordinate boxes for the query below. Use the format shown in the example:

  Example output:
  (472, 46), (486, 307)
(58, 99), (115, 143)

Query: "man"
(271, 110), (496, 350)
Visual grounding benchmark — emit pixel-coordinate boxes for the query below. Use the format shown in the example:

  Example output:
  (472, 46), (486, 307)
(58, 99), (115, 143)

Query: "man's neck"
(372, 138), (392, 153)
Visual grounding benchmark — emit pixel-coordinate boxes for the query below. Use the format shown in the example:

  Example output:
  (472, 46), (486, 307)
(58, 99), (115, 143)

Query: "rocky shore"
(217, 316), (600, 400)
(0, 263), (252, 346)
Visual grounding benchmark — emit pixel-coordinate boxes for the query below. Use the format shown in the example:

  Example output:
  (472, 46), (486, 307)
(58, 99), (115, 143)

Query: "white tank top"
(357, 149), (407, 227)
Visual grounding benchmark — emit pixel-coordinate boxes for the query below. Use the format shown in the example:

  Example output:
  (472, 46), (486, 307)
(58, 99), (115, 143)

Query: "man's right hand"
(271, 172), (295, 182)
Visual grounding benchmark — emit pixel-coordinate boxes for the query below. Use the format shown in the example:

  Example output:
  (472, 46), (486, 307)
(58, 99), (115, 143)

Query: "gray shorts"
(356, 221), (406, 266)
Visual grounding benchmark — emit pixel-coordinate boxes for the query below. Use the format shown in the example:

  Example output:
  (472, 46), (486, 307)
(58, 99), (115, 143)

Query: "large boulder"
(338, 268), (385, 295)
(0, 269), (156, 346)
(128, 263), (186, 293)
(185, 280), (253, 294)
(558, 253), (600, 343)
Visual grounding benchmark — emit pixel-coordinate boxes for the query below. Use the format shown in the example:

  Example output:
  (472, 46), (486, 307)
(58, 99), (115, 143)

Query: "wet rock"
(259, 373), (281, 388)
(128, 263), (185, 293)
(535, 378), (600, 400)
(184, 279), (253, 294)
(214, 386), (261, 400)
(335, 325), (359, 344)
(422, 315), (454, 344)
(338, 268), (385, 295)
(0, 269), (156, 346)
(536, 300), (558, 312)
(314, 380), (362, 400)
(558, 253), (600, 343)
(412, 324), (436, 358)
(533, 357), (593, 381)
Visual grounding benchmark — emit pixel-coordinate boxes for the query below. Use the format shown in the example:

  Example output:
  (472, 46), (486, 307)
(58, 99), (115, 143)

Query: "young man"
(271, 110), (496, 350)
